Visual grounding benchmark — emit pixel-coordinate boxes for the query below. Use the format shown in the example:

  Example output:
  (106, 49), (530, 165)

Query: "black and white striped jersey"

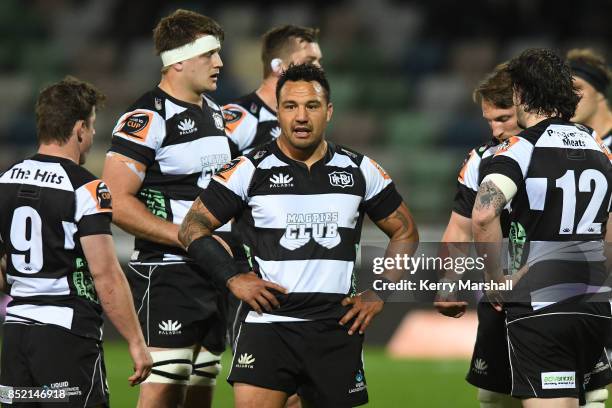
(109, 87), (238, 263)
(199, 141), (403, 323)
(223, 92), (280, 154)
(0, 154), (112, 340)
(481, 118), (612, 309)
(453, 139), (510, 236)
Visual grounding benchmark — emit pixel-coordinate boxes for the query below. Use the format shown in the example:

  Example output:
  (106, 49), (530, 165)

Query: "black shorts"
(505, 301), (611, 403)
(228, 320), (368, 407)
(126, 262), (226, 352)
(466, 302), (512, 394)
(0, 324), (108, 408)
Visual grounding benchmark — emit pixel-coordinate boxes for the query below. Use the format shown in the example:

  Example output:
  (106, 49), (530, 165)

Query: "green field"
(105, 342), (477, 407)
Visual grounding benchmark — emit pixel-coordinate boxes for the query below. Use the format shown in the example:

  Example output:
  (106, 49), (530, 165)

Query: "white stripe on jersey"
(360, 156), (393, 201)
(245, 311), (308, 323)
(255, 256), (353, 294)
(494, 137), (534, 178)
(249, 194), (361, 229)
(258, 154), (289, 169)
(535, 124), (602, 151)
(156, 136), (231, 176)
(525, 240), (605, 265)
(8, 275), (70, 297)
(0, 161), (73, 191)
(259, 106), (276, 122)
(165, 98), (188, 120)
(327, 152), (359, 168)
(530, 283), (611, 311)
(6, 303), (74, 329)
(525, 178), (547, 210)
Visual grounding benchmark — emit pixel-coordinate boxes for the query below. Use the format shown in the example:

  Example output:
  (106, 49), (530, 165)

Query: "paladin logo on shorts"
(280, 212), (340, 250)
(236, 353), (255, 369)
(472, 358), (488, 375)
(541, 371), (575, 389)
(269, 173), (294, 188)
(329, 171), (354, 188)
(158, 320), (182, 335)
(178, 118), (197, 135)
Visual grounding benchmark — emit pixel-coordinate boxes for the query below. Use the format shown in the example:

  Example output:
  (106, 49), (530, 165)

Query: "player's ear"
(271, 58), (283, 75)
(326, 102), (333, 122)
(72, 120), (85, 143)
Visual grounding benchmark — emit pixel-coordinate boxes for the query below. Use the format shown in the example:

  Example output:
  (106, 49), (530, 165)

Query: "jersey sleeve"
(452, 149), (480, 218)
(223, 104), (258, 153)
(108, 109), (165, 167)
(481, 136), (533, 189)
(360, 156), (403, 221)
(74, 180), (113, 236)
(198, 157), (255, 225)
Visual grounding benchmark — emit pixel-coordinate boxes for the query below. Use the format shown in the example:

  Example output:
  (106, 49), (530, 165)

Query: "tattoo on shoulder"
(474, 180), (506, 216)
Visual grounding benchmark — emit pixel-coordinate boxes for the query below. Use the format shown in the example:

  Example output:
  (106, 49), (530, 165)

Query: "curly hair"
(507, 48), (579, 121)
(36, 76), (105, 145)
(276, 63), (330, 103)
(472, 62), (513, 108)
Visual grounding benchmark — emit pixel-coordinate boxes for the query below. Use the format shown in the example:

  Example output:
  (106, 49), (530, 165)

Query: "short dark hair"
(36, 76), (105, 145)
(566, 48), (611, 96)
(153, 9), (224, 55)
(472, 62), (513, 109)
(276, 63), (330, 103)
(507, 48), (579, 121)
(262, 25), (319, 78)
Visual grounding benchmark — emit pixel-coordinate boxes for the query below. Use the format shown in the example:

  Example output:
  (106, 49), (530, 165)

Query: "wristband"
(187, 236), (241, 288)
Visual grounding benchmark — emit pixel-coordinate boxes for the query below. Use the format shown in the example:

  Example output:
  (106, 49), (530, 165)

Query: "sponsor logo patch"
(212, 112), (224, 130)
(117, 111), (153, 141)
(178, 118), (197, 135)
(541, 371), (575, 389)
(269, 173), (294, 188)
(236, 353), (255, 368)
(348, 369), (366, 394)
(214, 157), (244, 181)
(495, 136), (519, 155)
(158, 320), (182, 335)
(472, 358), (488, 375)
(84, 180), (112, 212)
(280, 212), (340, 250)
(270, 126), (281, 138)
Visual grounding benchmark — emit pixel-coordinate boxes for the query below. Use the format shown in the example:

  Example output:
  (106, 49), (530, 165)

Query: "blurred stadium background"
(1, 0), (611, 406)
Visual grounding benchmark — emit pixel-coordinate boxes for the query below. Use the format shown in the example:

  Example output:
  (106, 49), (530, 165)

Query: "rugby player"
(102, 9), (236, 408)
(0, 77), (151, 407)
(567, 48), (612, 147)
(435, 63), (522, 408)
(179, 63), (418, 407)
(473, 48), (612, 408)
(223, 25), (322, 155)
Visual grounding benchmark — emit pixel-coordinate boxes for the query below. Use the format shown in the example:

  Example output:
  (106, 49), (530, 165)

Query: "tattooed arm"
(178, 198), (222, 248)
(472, 178), (514, 308)
(339, 202), (419, 335)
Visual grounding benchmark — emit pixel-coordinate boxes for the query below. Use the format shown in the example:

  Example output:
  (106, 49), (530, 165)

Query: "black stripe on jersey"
(134, 239), (186, 260)
(453, 183), (477, 218)
(243, 227), (357, 261)
(109, 136), (155, 167)
(79, 213), (112, 236)
(363, 183), (403, 221)
(143, 163), (202, 201)
(480, 155), (525, 189)
(200, 180), (245, 225)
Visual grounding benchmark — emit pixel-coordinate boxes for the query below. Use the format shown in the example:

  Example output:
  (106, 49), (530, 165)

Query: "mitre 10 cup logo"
(280, 212), (341, 250)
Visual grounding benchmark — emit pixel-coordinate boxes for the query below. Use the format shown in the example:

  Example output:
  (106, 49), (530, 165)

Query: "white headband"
(160, 35), (221, 67)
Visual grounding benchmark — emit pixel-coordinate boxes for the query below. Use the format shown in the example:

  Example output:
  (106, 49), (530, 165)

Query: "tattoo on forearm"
(381, 205), (416, 241)
(179, 209), (215, 247)
(474, 181), (506, 217)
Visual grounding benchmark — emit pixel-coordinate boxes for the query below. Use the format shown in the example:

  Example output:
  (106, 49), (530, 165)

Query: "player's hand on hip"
(434, 301), (468, 318)
(127, 342), (153, 386)
(339, 290), (384, 335)
(227, 272), (287, 314)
